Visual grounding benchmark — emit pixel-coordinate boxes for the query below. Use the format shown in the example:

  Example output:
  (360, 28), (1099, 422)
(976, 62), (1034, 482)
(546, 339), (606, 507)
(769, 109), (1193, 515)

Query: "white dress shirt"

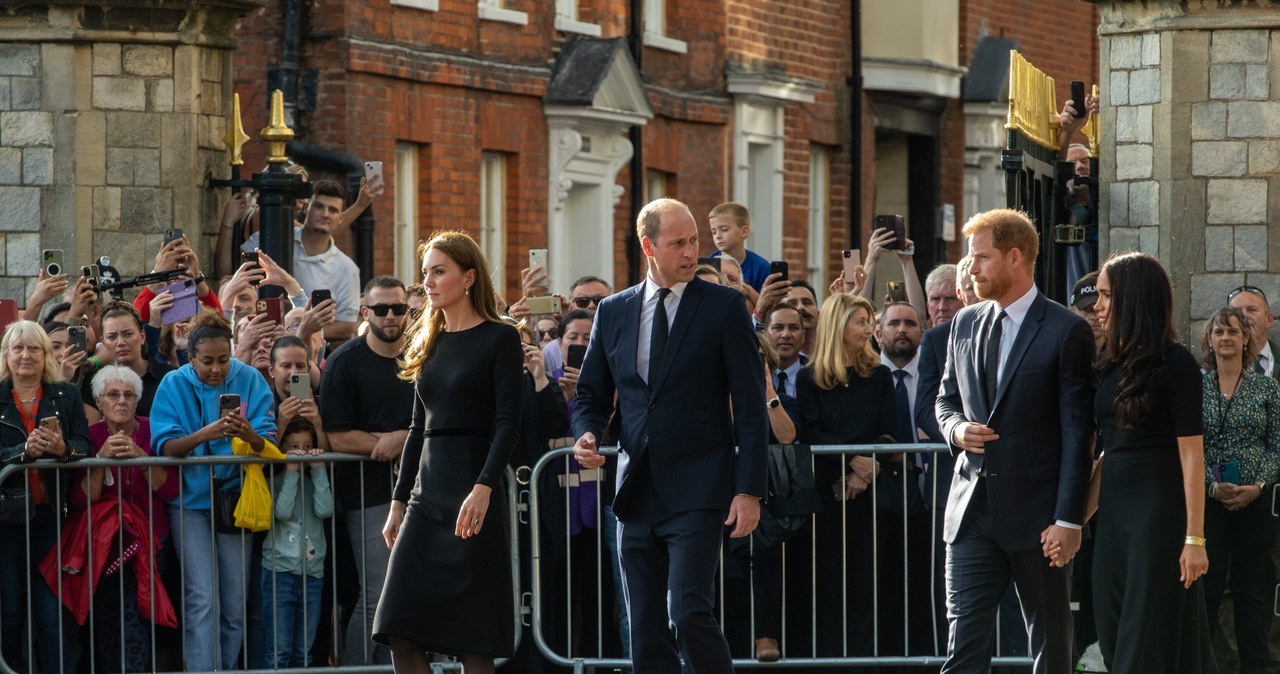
(636, 277), (687, 383)
(1258, 340), (1274, 376)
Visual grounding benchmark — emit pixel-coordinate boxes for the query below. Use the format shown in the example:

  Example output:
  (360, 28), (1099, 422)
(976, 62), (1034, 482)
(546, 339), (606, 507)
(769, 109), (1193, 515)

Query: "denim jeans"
(260, 570), (323, 669)
(168, 507), (249, 671)
(0, 509), (81, 674)
(341, 502), (392, 666)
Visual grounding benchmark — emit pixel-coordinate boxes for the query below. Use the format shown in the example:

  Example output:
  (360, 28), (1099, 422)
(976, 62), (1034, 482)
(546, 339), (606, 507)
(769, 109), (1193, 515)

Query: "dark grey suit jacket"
(935, 293), (1096, 550)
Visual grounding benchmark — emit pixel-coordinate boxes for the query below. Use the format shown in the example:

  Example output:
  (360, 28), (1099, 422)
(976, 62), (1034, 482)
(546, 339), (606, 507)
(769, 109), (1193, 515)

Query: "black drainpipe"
(288, 141), (375, 288)
(849, 0), (863, 250)
(280, 0), (302, 126)
(627, 0), (644, 286)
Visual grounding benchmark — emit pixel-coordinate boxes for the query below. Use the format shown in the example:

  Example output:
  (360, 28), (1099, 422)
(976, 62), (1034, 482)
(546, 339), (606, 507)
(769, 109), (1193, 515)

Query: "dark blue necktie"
(893, 369), (914, 444)
(984, 309), (1007, 405)
(776, 370), (788, 398)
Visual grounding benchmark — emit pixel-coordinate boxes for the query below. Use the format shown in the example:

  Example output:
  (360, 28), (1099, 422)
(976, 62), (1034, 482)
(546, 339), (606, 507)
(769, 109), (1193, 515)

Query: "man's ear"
(640, 236), (655, 258)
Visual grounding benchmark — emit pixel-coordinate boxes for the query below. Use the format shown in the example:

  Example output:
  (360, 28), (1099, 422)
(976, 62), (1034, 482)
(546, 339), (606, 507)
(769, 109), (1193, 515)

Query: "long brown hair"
(399, 231), (506, 381)
(1093, 252), (1175, 433)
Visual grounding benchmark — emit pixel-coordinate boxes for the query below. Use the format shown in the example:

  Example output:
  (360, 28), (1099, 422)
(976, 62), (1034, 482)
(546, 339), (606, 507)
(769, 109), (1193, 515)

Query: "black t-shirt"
(81, 358), (175, 418)
(1094, 342), (1203, 456)
(320, 337), (414, 509)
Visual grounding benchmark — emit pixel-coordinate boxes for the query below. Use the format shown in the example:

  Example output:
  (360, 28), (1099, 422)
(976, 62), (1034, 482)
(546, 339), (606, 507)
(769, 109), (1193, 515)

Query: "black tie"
(893, 370), (914, 444)
(984, 309), (1007, 405)
(776, 370), (788, 397)
(1255, 357), (1266, 375)
(648, 287), (672, 385)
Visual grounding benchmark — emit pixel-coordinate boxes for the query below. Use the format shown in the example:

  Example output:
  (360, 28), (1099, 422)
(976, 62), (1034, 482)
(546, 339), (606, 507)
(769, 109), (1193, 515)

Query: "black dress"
(372, 321), (523, 657)
(1092, 343), (1217, 674)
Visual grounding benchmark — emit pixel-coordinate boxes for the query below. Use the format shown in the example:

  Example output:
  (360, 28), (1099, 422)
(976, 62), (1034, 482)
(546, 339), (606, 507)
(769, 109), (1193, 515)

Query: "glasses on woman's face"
(571, 296), (606, 310)
(101, 391), (138, 402)
(368, 303), (409, 317)
(538, 328), (558, 342)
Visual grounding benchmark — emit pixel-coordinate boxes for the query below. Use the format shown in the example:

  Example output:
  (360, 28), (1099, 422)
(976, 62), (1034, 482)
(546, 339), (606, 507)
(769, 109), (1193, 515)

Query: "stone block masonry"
(0, 1), (255, 311)
(1098, 4), (1280, 344)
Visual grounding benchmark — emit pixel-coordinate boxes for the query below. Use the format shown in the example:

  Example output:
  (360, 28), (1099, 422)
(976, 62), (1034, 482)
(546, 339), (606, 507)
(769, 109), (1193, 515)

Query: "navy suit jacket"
(572, 277), (768, 517)
(916, 321), (952, 509)
(935, 293), (1096, 550)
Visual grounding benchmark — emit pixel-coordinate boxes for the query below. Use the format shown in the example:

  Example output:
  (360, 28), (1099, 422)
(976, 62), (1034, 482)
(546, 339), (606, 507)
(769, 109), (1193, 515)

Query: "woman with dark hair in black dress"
(1083, 251), (1215, 674)
(373, 231), (523, 674)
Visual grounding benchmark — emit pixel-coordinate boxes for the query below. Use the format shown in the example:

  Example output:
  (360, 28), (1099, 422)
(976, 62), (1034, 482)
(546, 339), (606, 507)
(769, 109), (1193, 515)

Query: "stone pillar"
(1097, 2), (1280, 337)
(0, 1), (257, 305)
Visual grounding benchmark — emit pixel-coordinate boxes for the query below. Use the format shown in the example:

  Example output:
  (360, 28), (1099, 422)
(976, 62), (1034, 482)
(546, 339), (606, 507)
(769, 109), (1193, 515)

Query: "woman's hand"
(28, 424), (67, 459)
(523, 343), (547, 387)
(225, 412), (261, 446)
(100, 431), (144, 459)
(58, 348), (87, 383)
(148, 291), (175, 328)
(1217, 482), (1263, 511)
(1180, 543), (1209, 589)
(559, 365), (580, 402)
(383, 500), (407, 550)
(276, 396), (302, 434)
(455, 483), (492, 539)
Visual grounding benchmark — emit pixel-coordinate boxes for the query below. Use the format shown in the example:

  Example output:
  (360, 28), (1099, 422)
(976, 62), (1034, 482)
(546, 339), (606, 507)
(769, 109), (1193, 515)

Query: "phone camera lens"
(46, 264), (60, 276)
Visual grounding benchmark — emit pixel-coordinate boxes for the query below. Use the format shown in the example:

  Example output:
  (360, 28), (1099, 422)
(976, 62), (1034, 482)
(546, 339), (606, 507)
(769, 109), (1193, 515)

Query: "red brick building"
(231, 0), (853, 299)
(229, 0), (1097, 300)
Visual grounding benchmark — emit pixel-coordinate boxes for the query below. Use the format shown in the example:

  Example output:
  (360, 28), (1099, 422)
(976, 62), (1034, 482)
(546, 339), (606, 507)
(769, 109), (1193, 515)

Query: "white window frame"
(645, 169), (668, 202)
(478, 0), (528, 25)
(732, 100), (785, 262)
(480, 152), (507, 284)
(807, 147), (830, 301)
(391, 0), (438, 10)
(555, 0), (601, 36)
(394, 143), (420, 284)
(643, 0), (686, 53)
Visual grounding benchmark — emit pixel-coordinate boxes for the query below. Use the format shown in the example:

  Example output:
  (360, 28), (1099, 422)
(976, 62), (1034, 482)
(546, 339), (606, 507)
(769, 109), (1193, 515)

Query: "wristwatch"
(767, 396), (781, 409)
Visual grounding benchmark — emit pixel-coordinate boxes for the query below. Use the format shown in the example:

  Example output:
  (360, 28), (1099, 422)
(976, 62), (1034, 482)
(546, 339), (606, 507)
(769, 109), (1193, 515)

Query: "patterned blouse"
(1202, 369), (1280, 487)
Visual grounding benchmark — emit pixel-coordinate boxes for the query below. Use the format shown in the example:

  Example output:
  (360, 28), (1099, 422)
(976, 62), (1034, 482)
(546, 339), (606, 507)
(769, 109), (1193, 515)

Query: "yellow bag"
(231, 437), (287, 532)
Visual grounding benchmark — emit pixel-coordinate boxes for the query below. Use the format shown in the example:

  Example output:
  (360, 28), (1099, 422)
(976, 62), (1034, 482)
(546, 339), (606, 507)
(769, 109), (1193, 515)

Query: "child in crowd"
(261, 417), (332, 669)
(708, 202), (769, 291)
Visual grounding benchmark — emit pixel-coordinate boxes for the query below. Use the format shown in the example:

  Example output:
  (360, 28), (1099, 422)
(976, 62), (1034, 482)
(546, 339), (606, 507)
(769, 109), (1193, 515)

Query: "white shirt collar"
(997, 284), (1039, 324)
(880, 350), (920, 378)
(642, 276), (688, 303)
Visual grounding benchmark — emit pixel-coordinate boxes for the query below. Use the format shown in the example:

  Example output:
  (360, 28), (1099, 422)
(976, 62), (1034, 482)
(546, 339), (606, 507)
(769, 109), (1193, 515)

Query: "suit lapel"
(619, 285), (643, 380)
(648, 279), (702, 398)
(990, 293), (1045, 414)
(968, 303), (993, 420)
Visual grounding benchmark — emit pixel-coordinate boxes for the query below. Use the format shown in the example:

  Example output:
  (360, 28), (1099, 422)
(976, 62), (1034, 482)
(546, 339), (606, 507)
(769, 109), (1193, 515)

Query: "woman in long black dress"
(1086, 252), (1215, 674)
(373, 231), (523, 674)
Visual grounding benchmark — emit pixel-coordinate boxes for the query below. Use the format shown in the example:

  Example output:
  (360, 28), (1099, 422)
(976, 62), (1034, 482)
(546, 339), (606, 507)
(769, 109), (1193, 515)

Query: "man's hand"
(1058, 94), (1099, 138)
(950, 422), (999, 454)
(724, 494), (760, 538)
(371, 429), (407, 462)
(255, 248), (304, 296)
(753, 272), (790, 322)
(1040, 524), (1082, 568)
(296, 300), (337, 341)
(573, 432), (604, 469)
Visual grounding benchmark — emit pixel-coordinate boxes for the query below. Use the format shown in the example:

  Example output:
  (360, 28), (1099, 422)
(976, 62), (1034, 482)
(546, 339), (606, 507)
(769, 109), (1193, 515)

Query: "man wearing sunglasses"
(1229, 285), (1278, 378)
(543, 275), (614, 373)
(319, 275), (415, 667)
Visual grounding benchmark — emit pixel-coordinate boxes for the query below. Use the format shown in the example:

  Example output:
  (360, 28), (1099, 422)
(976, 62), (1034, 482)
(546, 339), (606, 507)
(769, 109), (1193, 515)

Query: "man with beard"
(936, 209), (1095, 674)
(319, 275), (415, 666)
(781, 280), (820, 356)
(874, 301), (934, 661)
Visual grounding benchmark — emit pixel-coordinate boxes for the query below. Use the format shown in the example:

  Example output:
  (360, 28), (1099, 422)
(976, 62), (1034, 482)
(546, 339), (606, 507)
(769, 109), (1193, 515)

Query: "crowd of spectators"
(0, 163), (1275, 674)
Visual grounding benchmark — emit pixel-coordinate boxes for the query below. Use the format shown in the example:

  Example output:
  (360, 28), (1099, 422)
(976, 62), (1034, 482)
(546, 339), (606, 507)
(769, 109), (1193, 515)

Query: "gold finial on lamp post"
(260, 89), (294, 165)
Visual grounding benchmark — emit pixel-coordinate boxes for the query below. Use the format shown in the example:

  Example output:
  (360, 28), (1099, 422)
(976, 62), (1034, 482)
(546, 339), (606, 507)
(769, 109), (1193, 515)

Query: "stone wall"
(1097, 3), (1280, 338)
(0, 2), (256, 310)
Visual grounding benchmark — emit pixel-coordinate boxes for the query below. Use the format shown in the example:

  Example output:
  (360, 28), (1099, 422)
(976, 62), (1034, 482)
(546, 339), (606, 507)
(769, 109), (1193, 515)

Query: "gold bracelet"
(1185, 535), (1207, 547)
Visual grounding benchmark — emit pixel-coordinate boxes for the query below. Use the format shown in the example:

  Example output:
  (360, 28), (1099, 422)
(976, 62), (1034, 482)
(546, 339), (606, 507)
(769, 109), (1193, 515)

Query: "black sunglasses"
(368, 303), (409, 317)
(538, 328), (559, 340)
(571, 295), (606, 309)
(1228, 285), (1269, 304)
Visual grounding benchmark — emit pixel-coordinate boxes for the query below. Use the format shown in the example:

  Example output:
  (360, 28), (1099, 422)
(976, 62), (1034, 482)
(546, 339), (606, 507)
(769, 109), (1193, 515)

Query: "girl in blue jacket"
(150, 310), (275, 672)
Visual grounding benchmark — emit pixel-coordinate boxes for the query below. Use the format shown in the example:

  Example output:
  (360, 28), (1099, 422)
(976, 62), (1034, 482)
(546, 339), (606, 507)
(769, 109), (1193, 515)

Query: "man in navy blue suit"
(935, 209), (1095, 674)
(573, 198), (768, 673)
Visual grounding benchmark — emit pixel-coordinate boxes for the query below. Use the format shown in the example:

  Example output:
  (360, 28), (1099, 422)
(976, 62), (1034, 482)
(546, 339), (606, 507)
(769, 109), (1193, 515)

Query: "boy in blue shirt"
(708, 202), (770, 291)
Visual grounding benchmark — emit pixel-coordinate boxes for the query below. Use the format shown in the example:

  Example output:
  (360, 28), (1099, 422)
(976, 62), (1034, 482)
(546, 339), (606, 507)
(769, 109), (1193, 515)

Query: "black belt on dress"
(424, 428), (490, 439)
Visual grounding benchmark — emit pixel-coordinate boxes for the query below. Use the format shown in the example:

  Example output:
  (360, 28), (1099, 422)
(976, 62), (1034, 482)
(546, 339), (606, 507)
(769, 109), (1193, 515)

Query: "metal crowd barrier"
(0, 455), (520, 674)
(527, 443), (1037, 671)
